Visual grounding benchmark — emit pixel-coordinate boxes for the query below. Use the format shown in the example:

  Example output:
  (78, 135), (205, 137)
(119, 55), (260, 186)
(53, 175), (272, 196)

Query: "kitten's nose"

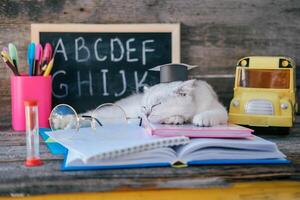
(144, 109), (151, 118)
(141, 107), (151, 117)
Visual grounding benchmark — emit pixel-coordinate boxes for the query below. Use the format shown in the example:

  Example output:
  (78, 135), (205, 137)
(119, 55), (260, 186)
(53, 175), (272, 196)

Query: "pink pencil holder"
(11, 75), (52, 131)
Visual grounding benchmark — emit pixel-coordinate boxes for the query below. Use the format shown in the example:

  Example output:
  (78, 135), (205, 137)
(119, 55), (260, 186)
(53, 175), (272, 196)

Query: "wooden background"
(0, 0), (299, 128)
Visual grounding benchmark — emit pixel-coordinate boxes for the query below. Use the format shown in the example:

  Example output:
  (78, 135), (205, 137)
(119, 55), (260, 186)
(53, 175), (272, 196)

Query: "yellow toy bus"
(229, 56), (297, 134)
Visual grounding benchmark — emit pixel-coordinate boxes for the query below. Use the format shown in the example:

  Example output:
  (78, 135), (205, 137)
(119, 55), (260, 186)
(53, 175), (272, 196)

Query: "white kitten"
(54, 79), (228, 129)
(132, 79), (228, 126)
(115, 79), (227, 126)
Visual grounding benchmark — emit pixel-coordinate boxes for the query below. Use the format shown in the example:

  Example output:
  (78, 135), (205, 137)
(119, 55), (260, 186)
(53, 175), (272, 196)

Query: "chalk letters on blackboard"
(114, 70), (127, 97)
(75, 37), (91, 62)
(134, 71), (148, 93)
(142, 40), (155, 65)
(77, 70), (93, 97)
(52, 70), (68, 98)
(101, 69), (109, 96)
(111, 38), (124, 62)
(52, 69), (151, 99)
(126, 38), (138, 62)
(54, 38), (68, 61)
(94, 38), (107, 61)
(54, 37), (157, 64)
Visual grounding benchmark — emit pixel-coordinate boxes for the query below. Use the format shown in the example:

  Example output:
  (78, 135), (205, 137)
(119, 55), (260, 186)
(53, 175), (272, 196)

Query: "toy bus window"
(238, 69), (290, 89)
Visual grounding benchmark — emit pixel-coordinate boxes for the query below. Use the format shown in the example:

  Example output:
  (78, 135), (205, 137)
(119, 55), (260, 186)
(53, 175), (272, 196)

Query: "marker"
(27, 43), (35, 76)
(8, 43), (20, 75)
(34, 44), (43, 75)
(43, 58), (54, 76)
(41, 43), (53, 71)
(1, 51), (20, 76)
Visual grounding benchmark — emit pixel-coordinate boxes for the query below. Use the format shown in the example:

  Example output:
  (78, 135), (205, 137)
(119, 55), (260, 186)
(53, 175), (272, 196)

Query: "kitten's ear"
(174, 79), (196, 96)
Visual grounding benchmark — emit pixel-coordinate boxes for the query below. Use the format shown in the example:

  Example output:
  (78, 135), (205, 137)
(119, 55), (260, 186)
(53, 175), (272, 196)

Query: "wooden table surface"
(0, 117), (300, 196)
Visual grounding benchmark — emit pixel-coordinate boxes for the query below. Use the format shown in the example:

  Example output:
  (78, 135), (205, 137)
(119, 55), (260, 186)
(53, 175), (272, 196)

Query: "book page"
(181, 149), (286, 163)
(66, 147), (178, 167)
(46, 124), (188, 163)
(176, 136), (284, 163)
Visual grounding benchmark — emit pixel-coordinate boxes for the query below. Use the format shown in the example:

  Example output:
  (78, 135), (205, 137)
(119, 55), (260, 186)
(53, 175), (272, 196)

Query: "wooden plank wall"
(0, 0), (299, 127)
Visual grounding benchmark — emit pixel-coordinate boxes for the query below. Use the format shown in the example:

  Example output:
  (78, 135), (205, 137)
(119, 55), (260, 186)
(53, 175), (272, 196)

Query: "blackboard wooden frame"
(31, 23), (180, 62)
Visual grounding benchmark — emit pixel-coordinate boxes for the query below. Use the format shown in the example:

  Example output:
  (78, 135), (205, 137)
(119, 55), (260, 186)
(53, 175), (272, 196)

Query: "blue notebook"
(40, 127), (290, 171)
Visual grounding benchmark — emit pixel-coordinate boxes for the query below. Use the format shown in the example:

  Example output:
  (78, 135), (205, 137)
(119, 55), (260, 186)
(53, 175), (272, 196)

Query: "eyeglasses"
(49, 103), (141, 131)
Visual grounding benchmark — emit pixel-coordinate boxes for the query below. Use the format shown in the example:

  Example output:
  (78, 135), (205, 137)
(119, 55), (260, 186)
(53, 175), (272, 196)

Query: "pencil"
(43, 58), (54, 76)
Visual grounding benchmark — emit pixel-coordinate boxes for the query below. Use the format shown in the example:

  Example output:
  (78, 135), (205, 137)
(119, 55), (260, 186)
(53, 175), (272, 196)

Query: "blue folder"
(39, 128), (290, 171)
(40, 128), (67, 155)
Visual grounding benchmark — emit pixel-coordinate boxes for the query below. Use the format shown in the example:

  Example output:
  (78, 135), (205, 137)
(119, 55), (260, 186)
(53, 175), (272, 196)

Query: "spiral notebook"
(43, 124), (289, 171)
(45, 124), (189, 168)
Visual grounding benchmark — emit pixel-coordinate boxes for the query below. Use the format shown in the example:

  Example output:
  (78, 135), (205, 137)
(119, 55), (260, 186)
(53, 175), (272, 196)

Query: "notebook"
(43, 125), (289, 171)
(142, 115), (254, 138)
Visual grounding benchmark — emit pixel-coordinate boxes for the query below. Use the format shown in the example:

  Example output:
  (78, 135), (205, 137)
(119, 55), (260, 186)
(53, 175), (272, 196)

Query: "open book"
(45, 124), (189, 165)
(44, 124), (288, 170)
(142, 115), (254, 138)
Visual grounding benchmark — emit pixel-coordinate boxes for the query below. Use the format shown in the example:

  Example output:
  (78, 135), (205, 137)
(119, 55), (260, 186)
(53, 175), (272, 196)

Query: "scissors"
(8, 43), (20, 75)
(27, 43), (35, 76)
(34, 44), (43, 75)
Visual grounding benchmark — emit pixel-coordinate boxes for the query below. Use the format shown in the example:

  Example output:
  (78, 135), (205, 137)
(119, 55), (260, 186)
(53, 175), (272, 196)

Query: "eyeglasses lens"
(50, 105), (78, 131)
(92, 104), (127, 126)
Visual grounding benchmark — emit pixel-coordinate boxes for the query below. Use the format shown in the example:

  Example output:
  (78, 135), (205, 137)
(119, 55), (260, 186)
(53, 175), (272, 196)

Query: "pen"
(34, 44), (43, 75)
(27, 43), (35, 76)
(41, 43), (53, 71)
(8, 43), (20, 75)
(43, 58), (54, 76)
(1, 51), (20, 76)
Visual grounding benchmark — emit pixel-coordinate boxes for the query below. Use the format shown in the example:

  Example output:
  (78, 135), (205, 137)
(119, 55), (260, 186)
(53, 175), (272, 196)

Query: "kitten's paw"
(192, 111), (220, 127)
(162, 115), (185, 125)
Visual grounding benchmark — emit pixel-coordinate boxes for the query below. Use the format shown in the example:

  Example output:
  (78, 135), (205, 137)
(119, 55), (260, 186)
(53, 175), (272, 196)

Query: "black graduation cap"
(150, 63), (198, 83)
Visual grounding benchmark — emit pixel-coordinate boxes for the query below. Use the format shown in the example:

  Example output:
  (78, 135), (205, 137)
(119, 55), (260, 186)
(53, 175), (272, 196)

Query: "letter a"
(54, 38), (68, 61)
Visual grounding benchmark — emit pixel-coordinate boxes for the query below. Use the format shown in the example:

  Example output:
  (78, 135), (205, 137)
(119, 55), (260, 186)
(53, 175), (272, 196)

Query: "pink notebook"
(142, 116), (254, 138)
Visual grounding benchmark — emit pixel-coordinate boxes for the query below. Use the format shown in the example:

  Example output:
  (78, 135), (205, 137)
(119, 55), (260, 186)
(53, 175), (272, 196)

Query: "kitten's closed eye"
(178, 92), (186, 97)
(142, 102), (161, 116)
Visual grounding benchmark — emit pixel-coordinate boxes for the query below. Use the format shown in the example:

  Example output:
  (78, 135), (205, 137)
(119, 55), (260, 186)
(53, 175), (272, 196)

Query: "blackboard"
(31, 24), (180, 113)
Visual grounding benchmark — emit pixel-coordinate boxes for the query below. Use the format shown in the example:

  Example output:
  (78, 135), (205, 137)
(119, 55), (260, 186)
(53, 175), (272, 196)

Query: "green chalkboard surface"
(32, 24), (180, 113)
